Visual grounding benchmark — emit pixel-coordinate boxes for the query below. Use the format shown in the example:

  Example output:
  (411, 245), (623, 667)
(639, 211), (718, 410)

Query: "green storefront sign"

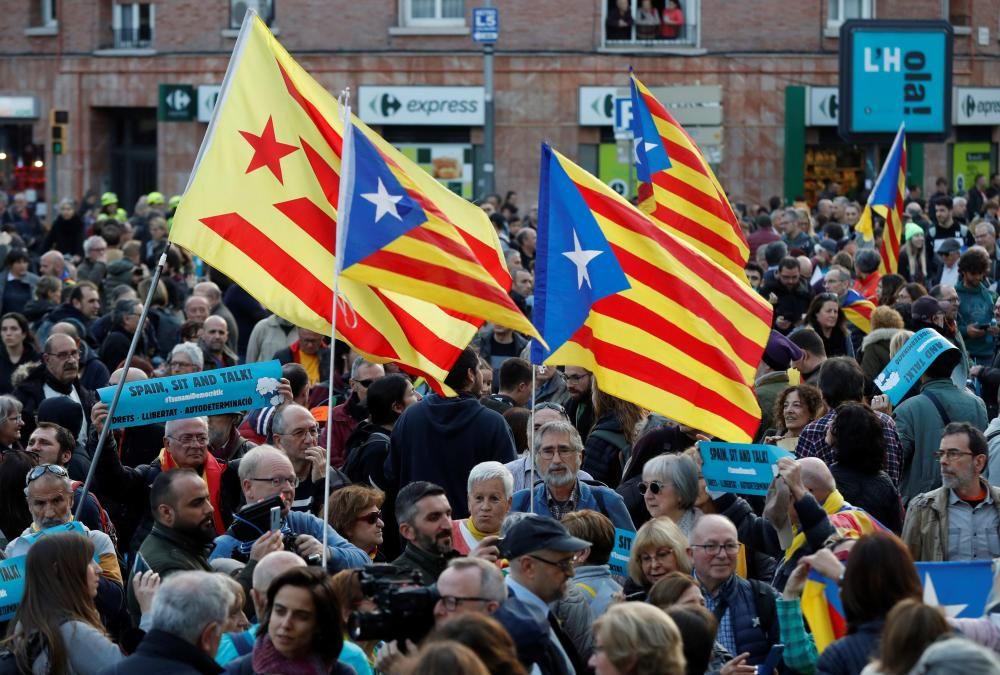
(158, 84), (195, 122)
(953, 142), (993, 194)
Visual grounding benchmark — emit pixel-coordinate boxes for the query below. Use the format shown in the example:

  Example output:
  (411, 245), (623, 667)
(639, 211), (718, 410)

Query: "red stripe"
(403, 223), (484, 267)
(371, 289), (468, 372)
(273, 197), (336, 253)
(647, 198), (747, 267)
(277, 60), (343, 158)
(650, 168), (745, 242)
(300, 139), (341, 210)
(200, 212), (399, 360)
(578, 185), (772, 324)
(569, 323), (760, 436)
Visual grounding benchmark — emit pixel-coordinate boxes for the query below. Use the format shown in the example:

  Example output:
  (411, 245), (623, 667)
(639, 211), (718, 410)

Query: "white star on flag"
(633, 135), (657, 165)
(562, 230), (603, 290)
(922, 572), (967, 618)
(361, 178), (403, 222)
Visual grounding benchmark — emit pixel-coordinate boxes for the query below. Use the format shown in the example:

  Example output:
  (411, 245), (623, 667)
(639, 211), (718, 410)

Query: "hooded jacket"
(384, 393), (516, 518)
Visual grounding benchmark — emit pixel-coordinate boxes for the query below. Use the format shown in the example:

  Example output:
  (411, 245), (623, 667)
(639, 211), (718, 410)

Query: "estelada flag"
(841, 288), (876, 334)
(855, 122), (906, 275)
(530, 144), (772, 442)
(170, 13), (532, 387)
(801, 570), (847, 652)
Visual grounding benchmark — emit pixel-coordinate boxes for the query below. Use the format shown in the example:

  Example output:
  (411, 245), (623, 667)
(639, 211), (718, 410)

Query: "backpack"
(71, 481), (119, 549)
(342, 432), (390, 484)
(589, 428), (633, 469)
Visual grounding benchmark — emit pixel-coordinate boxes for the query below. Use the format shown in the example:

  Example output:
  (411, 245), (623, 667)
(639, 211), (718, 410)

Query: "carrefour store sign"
(955, 88), (1000, 125)
(358, 86), (485, 126)
(839, 19), (953, 141)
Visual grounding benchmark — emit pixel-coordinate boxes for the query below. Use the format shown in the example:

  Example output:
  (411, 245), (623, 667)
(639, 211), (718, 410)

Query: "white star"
(361, 178), (403, 223)
(633, 135), (657, 165)
(923, 572), (967, 618)
(562, 230), (603, 290)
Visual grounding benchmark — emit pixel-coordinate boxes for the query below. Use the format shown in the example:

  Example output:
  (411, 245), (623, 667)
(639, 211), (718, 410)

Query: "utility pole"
(474, 3), (499, 200)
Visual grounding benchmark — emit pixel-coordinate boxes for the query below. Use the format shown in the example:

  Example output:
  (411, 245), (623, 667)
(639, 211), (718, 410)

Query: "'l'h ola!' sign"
(98, 360), (283, 429)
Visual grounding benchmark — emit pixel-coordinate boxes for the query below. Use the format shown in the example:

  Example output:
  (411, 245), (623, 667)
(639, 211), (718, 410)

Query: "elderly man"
(433, 556), (507, 625)
(510, 420), (634, 532)
(39, 250), (68, 281)
(505, 403), (593, 493)
(903, 423), (1000, 562)
(77, 235), (109, 286)
(184, 294), (211, 324)
(822, 265), (852, 302)
(194, 280), (239, 350)
(92, 411), (242, 553)
(14, 333), (96, 444)
(49, 320), (110, 391)
(102, 571), (233, 675)
(200, 315), (238, 370)
(275, 327), (331, 385)
(270, 403), (337, 514)
(210, 444), (369, 573)
(325, 357), (384, 468)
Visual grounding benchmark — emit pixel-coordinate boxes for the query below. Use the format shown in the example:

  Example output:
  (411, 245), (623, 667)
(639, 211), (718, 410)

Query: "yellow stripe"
(842, 306), (871, 334)
(648, 178), (746, 246)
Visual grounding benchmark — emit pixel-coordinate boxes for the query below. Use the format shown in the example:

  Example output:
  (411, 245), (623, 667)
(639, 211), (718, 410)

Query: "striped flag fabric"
(855, 123), (907, 274)
(801, 570), (847, 652)
(841, 288), (876, 334)
(530, 144), (773, 442)
(169, 13), (531, 390)
(630, 73), (750, 281)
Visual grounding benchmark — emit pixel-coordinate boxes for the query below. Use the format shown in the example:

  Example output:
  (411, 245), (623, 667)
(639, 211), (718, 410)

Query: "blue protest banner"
(873, 328), (957, 405)
(98, 360), (283, 429)
(699, 442), (793, 496)
(0, 556), (26, 621)
(609, 528), (634, 577)
(916, 560), (993, 619)
(21, 520), (86, 546)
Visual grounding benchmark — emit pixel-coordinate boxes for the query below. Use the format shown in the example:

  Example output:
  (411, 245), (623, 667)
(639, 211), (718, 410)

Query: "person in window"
(606, 0), (634, 40)
(661, 0), (685, 39)
(635, 0), (660, 39)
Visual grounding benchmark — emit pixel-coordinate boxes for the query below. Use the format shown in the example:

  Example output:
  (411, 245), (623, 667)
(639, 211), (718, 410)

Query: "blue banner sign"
(98, 360), (283, 429)
(609, 527), (634, 577)
(874, 328), (956, 405)
(699, 442), (793, 496)
(915, 560), (993, 619)
(839, 20), (953, 141)
(0, 556), (26, 621)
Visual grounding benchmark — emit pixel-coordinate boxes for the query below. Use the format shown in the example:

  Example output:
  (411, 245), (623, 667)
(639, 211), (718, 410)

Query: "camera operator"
(210, 445), (369, 580)
(392, 481), (500, 586)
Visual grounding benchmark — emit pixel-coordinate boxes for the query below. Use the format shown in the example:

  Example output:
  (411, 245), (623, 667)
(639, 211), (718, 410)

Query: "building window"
(112, 3), (154, 48)
(827, 0), (873, 27)
(231, 0), (274, 29)
(946, 0), (971, 28)
(39, 0), (56, 26)
(603, 0), (699, 47)
(403, 0), (465, 27)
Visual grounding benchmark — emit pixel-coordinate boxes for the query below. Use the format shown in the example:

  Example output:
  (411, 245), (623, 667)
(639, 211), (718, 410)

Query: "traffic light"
(50, 109), (68, 156)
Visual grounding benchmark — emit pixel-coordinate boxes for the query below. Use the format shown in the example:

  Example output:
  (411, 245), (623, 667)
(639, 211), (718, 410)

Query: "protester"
(325, 484), (385, 560)
(763, 383), (826, 451)
(626, 516), (692, 598)
(560, 509), (621, 617)
(423, 614), (527, 675)
(640, 453), (702, 536)
(589, 602), (686, 675)
(861, 599), (950, 675)
(452, 461), (513, 556)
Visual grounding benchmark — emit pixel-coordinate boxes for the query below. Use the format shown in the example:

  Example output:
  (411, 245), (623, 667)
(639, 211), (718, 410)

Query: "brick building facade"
(0, 0), (997, 211)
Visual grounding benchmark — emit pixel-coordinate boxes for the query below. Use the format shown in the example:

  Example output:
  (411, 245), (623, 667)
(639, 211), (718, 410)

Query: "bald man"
(194, 281), (239, 352)
(200, 315), (238, 369)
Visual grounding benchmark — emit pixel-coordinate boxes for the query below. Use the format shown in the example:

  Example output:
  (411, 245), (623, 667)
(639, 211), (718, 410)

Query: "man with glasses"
(271, 403), (338, 513)
(433, 556), (507, 625)
(563, 366), (595, 440)
(510, 420), (634, 531)
(325, 357), (384, 469)
(690, 514), (781, 668)
(505, 402), (594, 493)
(903, 423), (1000, 561)
(210, 445), (368, 574)
(14, 332), (96, 445)
(822, 265), (852, 302)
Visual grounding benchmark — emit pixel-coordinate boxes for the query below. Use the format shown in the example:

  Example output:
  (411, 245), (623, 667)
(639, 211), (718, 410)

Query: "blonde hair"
(889, 330), (914, 358)
(628, 517), (691, 585)
(871, 306), (904, 330)
(593, 603), (686, 675)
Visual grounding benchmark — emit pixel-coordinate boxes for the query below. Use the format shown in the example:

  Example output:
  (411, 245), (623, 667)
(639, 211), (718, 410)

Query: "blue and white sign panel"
(839, 20), (953, 141)
(614, 97), (633, 136)
(699, 442), (793, 496)
(97, 360), (283, 429)
(874, 328), (958, 405)
(472, 7), (499, 43)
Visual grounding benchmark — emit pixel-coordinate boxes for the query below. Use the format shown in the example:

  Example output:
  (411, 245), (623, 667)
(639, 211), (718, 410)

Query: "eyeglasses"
(528, 554), (577, 575)
(438, 595), (493, 611)
(564, 373), (589, 383)
(533, 402), (566, 414)
(45, 349), (80, 361)
(354, 379), (375, 388)
(249, 476), (300, 489)
(4, 415), (22, 424)
(356, 510), (382, 525)
(690, 543), (740, 556)
(26, 463), (68, 486)
(167, 434), (209, 446)
(638, 480), (667, 495)
(935, 449), (974, 461)
(536, 447), (579, 460)
(286, 426), (319, 439)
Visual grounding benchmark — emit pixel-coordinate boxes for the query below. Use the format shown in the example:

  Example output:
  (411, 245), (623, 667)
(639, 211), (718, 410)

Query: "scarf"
(784, 490), (885, 561)
(464, 517), (496, 542)
(157, 448), (226, 534)
(251, 634), (332, 675)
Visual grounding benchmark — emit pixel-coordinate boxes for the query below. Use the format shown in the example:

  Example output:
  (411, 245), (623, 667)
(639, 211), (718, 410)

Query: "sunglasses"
(638, 480), (666, 495)
(26, 463), (69, 486)
(354, 379), (375, 388)
(356, 510), (382, 525)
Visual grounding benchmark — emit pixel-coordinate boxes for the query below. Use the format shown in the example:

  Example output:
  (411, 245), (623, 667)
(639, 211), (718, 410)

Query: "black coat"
(581, 414), (627, 488)
(13, 363), (96, 445)
(829, 464), (903, 533)
(98, 629), (223, 675)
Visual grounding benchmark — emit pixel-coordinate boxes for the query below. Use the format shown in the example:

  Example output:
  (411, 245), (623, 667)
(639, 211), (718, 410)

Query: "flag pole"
(529, 350), (536, 512)
(74, 248), (171, 519)
(322, 88), (352, 568)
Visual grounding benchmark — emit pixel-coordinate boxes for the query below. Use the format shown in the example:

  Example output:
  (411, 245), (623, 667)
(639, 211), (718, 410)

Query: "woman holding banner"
(764, 384), (826, 452)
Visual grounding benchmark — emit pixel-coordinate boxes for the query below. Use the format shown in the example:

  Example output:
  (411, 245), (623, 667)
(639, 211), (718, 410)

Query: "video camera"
(347, 564), (439, 645)
(227, 494), (322, 566)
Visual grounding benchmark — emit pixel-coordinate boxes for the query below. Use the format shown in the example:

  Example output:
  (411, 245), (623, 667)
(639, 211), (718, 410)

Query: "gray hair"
(855, 249), (882, 275)
(170, 342), (204, 369)
(909, 637), (1000, 675)
(271, 404), (310, 436)
(0, 395), (23, 419)
(164, 416), (208, 437)
(954, 196), (968, 208)
(150, 571), (233, 644)
(83, 235), (105, 255)
(350, 356), (381, 380)
(533, 420), (583, 455)
(238, 444), (290, 481)
(642, 454), (700, 510)
(112, 299), (140, 327)
(24, 466), (73, 498)
(467, 461), (514, 499)
(445, 557), (507, 603)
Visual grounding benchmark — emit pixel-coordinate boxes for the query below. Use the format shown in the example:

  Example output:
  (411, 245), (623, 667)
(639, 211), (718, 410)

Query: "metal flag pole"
(74, 247), (171, 519)
(529, 352), (536, 512)
(321, 88), (353, 568)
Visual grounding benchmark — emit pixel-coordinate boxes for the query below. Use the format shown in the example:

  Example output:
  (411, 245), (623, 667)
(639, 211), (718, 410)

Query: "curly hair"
(831, 402), (887, 475)
(771, 384), (826, 434)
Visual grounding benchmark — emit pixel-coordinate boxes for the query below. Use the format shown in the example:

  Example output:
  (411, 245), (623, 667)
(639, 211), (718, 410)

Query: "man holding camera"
(209, 445), (369, 576)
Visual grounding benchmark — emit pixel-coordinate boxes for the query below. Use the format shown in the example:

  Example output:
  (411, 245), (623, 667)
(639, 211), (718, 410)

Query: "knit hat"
(37, 396), (84, 439)
(762, 330), (804, 371)
(911, 296), (943, 321)
(904, 222), (924, 242)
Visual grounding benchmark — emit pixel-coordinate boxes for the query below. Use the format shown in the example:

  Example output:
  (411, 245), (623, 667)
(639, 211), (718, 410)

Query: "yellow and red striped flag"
(531, 145), (773, 442)
(855, 122), (907, 274)
(630, 73), (750, 281)
(169, 13), (528, 389)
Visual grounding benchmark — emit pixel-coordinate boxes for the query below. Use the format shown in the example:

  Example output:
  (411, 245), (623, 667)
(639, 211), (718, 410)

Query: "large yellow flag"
(171, 13), (527, 387)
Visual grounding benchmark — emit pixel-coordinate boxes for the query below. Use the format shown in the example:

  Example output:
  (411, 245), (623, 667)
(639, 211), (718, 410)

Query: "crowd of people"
(0, 180), (999, 674)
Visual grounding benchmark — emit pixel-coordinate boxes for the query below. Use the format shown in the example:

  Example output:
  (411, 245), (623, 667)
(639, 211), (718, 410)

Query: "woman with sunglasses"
(452, 461), (513, 557)
(802, 292), (854, 358)
(640, 454), (702, 537)
(326, 485), (386, 561)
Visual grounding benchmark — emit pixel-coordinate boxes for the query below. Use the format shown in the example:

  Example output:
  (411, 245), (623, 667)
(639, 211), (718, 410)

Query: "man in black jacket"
(761, 257), (812, 334)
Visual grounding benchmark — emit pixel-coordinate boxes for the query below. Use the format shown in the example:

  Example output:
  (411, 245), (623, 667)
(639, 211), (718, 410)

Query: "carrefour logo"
(963, 93), (1000, 120)
(378, 93), (402, 117)
(361, 87), (486, 125)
